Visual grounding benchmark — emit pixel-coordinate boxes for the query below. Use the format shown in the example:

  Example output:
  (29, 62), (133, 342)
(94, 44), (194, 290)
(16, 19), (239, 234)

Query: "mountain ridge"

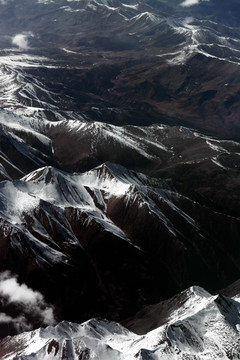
(1, 285), (240, 360)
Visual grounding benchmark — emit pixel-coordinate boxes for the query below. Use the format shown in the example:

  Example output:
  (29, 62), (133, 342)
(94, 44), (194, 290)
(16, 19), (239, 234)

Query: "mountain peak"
(189, 285), (211, 298)
(22, 166), (57, 184)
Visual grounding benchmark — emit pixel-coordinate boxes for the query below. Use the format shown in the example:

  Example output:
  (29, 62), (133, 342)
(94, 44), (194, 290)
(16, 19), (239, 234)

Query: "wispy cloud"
(12, 32), (34, 50)
(0, 271), (56, 333)
(0, 312), (32, 333)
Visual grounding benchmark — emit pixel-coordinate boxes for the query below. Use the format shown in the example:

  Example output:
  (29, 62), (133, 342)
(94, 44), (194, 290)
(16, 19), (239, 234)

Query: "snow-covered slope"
(0, 161), (200, 263)
(0, 56), (85, 122)
(49, 119), (240, 221)
(1, 286), (240, 360)
(50, 119), (240, 172)
(0, 109), (57, 181)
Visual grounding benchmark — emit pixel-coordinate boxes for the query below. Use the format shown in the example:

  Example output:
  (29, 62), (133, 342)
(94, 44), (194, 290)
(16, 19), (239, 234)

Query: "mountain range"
(0, 0), (240, 358)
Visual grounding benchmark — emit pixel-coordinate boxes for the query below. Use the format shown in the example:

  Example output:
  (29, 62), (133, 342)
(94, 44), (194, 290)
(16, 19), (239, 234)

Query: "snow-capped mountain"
(1, 286), (240, 360)
(0, 160), (240, 337)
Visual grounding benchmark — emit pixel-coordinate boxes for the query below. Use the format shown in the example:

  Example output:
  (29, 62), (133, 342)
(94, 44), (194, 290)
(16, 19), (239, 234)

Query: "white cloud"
(180, 0), (200, 6)
(0, 312), (13, 323)
(0, 276), (45, 305)
(0, 312), (32, 333)
(0, 271), (56, 331)
(12, 32), (34, 50)
(38, 0), (54, 3)
(183, 16), (195, 25)
(180, 0), (210, 7)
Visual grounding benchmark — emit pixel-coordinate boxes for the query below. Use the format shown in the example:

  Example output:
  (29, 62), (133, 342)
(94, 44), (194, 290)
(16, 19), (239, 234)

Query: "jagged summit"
(22, 166), (60, 183)
(188, 285), (211, 298)
(21, 162), (150, 198)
